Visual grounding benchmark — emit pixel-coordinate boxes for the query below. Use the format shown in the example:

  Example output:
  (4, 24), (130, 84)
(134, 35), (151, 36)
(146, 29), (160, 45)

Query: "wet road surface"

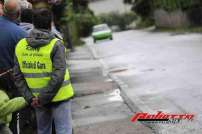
(86, 30), (202, 133)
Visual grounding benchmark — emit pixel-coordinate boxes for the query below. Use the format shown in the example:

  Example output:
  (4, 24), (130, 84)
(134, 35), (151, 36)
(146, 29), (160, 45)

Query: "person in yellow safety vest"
(14, 8), (74, 134)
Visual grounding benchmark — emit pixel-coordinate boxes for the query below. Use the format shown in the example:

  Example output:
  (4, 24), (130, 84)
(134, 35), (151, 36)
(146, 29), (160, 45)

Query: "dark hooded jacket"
(19, 23), (34, 34)
(14, 29), (66, 106)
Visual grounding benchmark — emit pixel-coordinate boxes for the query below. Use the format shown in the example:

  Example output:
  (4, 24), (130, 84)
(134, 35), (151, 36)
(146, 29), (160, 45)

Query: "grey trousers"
(0, 125), (13, 134)
(35, 100), (72, 134)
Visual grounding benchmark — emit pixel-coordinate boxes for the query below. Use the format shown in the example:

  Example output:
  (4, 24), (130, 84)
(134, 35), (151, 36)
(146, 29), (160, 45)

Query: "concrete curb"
(86, 43), (202, 134)
(70, 45), (154, 134)
(86, 44), (158, 134)
(85, 44), (151, 112)
(108, 74), (159, 134)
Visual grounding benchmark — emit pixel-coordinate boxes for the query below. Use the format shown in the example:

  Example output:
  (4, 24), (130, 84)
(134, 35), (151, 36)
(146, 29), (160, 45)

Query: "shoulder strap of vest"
(17, 38), (27, 47)
(50, 38), (67, 51)
(49, 38), (60, 48)
(15, 38), (27, 55)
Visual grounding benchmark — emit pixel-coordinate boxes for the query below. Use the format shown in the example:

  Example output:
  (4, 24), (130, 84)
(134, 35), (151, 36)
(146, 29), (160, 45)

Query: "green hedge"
(133, 0), (202, 17)
(61, 1), (80, 46)
(99, 12), (137, 30)
(60, 0), (99, 46)
(132, 0), (202, 26)
(152, 0), (199, 11)
(74, 11), (99, 37)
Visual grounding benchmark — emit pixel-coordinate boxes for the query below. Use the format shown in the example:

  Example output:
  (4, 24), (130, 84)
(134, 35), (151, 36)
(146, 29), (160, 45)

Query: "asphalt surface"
(89, 0), (131, 15)
(86, 30), (202, 133)
(69, 46), (154, 134)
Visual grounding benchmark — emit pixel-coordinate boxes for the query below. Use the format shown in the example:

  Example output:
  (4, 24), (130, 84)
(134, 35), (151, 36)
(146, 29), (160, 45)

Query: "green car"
(92, 24), (113, 43)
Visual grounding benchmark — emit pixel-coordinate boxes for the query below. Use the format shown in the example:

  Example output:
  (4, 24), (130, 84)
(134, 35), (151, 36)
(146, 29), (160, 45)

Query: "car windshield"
(93, 24), (109, 32)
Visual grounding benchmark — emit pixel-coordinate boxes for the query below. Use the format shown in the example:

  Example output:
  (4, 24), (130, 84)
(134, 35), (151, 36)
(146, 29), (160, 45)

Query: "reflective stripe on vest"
(23, 72), (51, 78)
(15, 38), (74, 102)
(31, 80), (70, 93)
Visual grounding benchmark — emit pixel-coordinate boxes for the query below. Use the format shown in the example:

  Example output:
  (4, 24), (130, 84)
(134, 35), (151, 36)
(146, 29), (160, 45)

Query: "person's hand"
(31, 97), (40, 108)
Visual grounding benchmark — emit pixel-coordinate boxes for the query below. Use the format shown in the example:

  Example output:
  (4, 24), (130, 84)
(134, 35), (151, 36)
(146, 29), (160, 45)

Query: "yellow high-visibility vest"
(15, 38), (74, 102)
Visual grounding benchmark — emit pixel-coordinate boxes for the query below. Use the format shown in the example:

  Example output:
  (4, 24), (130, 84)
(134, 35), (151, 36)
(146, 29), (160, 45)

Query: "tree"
(73, 0), (89, 12)
(123, 0), (134, 4)
(128, 0), (202, 26)
(132, 0), (153, 18)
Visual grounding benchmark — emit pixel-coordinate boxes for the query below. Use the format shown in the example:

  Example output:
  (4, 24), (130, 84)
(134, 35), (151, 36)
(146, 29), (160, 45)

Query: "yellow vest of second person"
(15, 38), (74, 102)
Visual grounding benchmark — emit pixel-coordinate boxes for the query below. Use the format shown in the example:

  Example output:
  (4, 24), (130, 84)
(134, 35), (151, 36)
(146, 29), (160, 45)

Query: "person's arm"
(13, 55), (34, 104)
(38, 40), (66, 105)
(15, 28), (28, 41)
(0, 97), (27, 117)
(0, 91), (27, 118)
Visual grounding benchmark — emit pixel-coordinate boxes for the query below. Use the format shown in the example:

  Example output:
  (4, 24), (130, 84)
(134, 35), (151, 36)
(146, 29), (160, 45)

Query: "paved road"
(89, 0), (131, 15)
(86, 30), (202, 133)
(69, 46), (154, 134)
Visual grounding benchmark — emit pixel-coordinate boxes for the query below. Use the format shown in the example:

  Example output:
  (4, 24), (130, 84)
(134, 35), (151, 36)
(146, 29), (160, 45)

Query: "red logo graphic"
(131, 111), (194, 123)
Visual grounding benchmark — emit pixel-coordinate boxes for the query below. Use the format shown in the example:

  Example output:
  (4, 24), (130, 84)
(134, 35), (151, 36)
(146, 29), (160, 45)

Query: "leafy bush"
(132, 0), (152, 18)
(136, 18), (154, 28)
(187, 6), (202, 26)
(75, 11), (99, 37)
(152, 0), (197, 11)
(129, 0), (202, 27)
(60, 1), (78, 46)
(60, 0), (99, 45)
(99, 12), (137, 30)
(130, 0), (202, 16)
